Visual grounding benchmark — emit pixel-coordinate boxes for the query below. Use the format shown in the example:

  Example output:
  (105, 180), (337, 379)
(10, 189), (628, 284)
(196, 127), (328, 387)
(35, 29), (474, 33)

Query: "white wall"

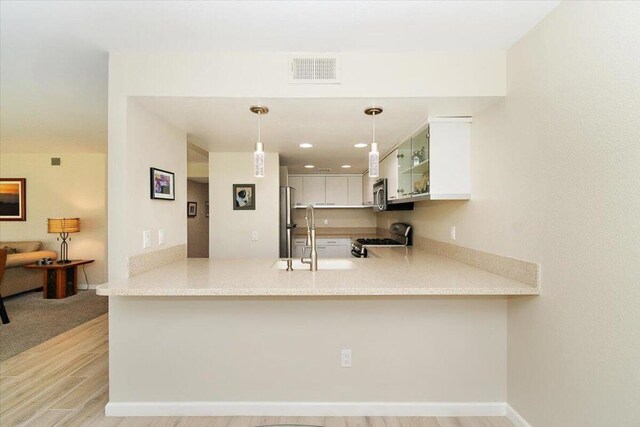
(379, 2), (640, 426)
(0, 153), (107, 284)
(209, 152), (279, 259)
(125, 100), (187, 260)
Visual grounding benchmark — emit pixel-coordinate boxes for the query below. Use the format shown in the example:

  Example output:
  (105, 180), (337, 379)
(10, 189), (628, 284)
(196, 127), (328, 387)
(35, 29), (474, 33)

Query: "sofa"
(0, 241), (57, 297)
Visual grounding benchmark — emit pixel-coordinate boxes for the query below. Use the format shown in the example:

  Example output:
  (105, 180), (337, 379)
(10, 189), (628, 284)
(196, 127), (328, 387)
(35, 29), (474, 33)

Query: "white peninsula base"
(105, 295), (510, 417)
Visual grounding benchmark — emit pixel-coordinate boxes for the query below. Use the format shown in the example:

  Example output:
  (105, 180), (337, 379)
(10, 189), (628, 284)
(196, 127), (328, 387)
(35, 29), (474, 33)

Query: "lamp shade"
(48, 218), (81, 233)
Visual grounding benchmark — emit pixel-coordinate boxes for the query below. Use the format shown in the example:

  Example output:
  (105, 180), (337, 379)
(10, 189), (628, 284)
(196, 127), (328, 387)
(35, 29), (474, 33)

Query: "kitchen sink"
(273, 259), (354, 270)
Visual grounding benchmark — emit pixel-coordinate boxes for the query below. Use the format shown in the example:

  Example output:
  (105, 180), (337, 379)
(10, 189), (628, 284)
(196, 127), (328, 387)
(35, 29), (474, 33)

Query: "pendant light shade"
(365, 107), (383, 178)
(254, 142), (265, 178)
(250, 105), (269, 178)
(368, 142), (379, 178)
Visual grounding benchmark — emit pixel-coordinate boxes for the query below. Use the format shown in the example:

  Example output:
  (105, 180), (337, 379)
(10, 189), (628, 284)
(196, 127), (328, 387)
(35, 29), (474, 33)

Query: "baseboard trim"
(506, 404), (532, 427)
(105, 401), (507, 417)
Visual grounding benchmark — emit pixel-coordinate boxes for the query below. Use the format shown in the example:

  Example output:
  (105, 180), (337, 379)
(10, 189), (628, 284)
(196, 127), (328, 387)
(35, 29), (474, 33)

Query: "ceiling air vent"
(290, 55), (341, 84)
(318, 168), (332, 173)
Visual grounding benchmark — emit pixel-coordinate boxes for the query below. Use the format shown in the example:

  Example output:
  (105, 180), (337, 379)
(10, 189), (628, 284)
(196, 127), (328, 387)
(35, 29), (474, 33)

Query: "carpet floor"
(0, 289), (108, 361)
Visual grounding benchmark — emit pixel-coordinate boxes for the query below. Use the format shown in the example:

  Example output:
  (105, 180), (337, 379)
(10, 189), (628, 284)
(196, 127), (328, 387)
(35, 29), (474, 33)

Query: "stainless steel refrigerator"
(279, 186), (297, 258)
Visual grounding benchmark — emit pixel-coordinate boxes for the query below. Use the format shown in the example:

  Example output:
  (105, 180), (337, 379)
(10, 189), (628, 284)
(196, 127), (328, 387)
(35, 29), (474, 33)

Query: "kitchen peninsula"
(97, 244), (538, 417)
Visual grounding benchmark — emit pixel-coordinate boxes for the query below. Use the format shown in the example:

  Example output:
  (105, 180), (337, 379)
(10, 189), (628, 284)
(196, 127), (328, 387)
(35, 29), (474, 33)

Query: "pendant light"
(250, 105), (269, 178)
(365, 106), (383, 178)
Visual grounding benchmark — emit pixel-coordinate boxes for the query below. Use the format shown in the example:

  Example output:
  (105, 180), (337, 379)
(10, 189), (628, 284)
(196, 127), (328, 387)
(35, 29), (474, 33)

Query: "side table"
(24, 260), (95, 299)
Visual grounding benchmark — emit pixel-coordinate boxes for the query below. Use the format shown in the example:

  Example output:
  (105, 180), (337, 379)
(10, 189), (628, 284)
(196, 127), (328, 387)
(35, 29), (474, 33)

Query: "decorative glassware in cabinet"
(411, 126), (429, 195)
(396, 138), (413, 198)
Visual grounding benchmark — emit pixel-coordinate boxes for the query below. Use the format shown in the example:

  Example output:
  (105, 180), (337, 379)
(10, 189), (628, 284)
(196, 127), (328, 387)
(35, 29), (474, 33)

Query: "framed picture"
(233, 184), (255, 210)
(150, 168), (175, 200)
(0, 178), (27, 221)
(205, 201), (209, 218)
(187, 202), (197, 217)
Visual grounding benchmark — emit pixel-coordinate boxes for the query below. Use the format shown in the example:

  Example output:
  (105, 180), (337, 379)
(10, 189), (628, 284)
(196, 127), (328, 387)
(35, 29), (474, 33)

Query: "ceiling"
(136, 96), (499, 174)
(0, 1), (559, 153)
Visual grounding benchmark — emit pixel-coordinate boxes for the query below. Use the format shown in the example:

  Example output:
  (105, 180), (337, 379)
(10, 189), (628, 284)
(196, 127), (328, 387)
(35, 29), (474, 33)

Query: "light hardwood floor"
(0, 314), (513, 427)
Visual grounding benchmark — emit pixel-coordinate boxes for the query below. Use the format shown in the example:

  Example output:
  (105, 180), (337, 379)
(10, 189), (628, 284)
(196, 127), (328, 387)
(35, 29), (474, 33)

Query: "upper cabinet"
(325, 176), (348, 206)
(347, 176), (363, 206)
(381, 117), (471, 202)
(428, 118), (470, 199)
(288, 175), (304, 206)
(380, 149), (399, 200)
(302, 176), (326, 206)
(289, 174), (367, 208)
(362, 174), (374, 206)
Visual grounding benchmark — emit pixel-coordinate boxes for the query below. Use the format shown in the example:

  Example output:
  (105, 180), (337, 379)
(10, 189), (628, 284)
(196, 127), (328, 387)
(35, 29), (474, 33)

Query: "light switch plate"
(251, 231), (259, 241)
(143, 230), (151, 248)
(449, 226), (456, 240)
(158, 229), (166, 245)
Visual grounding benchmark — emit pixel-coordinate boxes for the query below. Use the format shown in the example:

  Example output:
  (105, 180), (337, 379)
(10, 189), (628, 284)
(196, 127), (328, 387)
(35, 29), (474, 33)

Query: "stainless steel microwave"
(372, 178), (414, 212)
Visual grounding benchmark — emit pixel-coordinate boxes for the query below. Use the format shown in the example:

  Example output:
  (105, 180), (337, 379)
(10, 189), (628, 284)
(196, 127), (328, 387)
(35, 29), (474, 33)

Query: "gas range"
(351, 223), (412, 258)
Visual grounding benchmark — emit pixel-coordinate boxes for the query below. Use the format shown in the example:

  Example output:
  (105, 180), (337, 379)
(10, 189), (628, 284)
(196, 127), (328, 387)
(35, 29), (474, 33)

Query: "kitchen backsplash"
(293, 208), (377, 228)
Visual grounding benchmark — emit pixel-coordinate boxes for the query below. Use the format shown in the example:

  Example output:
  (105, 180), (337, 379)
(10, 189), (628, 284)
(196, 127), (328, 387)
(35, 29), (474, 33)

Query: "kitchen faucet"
(301, 205), (318, 271)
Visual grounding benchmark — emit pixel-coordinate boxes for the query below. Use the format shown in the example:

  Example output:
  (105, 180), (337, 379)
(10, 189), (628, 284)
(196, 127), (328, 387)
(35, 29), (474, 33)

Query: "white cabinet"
(379, 118), (471, 202)
(288, 174), (366, 207)
(325, 176), (348, 206)
(362, 173), (374, 205)
(348, 176), (363, 206)
(428, 119), (471, 198)
(294, 237), (350, 259)
(302, 176), (326, 206)
(380, 149), (399, 200)
(288, 175), (304, 206)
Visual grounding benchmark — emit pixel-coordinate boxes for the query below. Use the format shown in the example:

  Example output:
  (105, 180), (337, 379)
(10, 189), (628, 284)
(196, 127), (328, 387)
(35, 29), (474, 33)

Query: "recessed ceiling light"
(304, 165), (314, 168)
(354, 143), (368, 148)
(341, 165), (351, 168)
(299, 143), (313, 148)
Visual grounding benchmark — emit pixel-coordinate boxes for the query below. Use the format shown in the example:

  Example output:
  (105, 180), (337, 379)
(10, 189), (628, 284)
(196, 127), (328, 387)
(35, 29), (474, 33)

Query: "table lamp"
(48, 218), (80, 263)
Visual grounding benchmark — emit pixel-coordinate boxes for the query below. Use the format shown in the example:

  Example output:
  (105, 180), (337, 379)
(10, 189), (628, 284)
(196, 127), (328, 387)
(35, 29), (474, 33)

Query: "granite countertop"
(96, 246), (539, 297)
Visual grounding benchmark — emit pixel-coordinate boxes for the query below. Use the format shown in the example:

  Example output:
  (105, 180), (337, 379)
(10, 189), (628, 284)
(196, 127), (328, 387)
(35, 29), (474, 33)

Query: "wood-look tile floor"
(0, 314), (514, 427)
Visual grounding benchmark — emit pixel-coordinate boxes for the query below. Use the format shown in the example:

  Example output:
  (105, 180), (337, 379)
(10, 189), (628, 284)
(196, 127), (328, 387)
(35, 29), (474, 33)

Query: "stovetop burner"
(356, 238), (404, 246)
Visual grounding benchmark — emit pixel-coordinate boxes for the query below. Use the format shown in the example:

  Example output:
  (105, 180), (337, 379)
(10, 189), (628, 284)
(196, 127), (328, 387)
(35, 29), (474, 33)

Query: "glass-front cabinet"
(396, 126), (430, 199)
(410, 126), (430, 196)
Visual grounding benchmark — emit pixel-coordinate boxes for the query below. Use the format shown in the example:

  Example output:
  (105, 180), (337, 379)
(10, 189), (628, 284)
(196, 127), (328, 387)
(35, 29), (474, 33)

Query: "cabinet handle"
(397, 153), (404, 159)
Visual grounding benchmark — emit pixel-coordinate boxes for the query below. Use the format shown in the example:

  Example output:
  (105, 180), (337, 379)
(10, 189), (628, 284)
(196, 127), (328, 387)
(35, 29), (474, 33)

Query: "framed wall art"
(150, 168), (175, 200)
(187, 202), (197, 217)
(0, 178), (27, 221)
(233, 184), (255, 211)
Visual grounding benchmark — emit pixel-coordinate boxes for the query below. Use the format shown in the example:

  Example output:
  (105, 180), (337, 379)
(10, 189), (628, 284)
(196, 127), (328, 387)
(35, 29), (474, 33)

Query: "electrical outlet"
(449, 226), (456, 240)
(158, 229), (166, 245)
(251, 231), (259, 241)
(324, 219), (329, 225)
(341, 349), (352, 368)
(143, 230), (151, 248)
